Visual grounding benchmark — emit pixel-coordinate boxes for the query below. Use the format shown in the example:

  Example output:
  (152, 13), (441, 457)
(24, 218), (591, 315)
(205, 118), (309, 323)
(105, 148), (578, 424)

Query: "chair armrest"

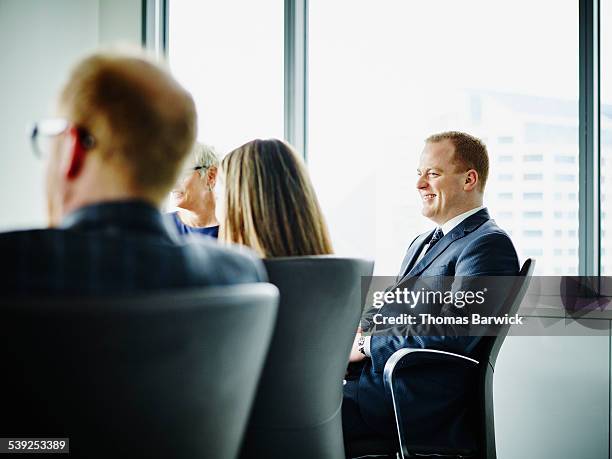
(383, 348), (478, 392)
(382, 349), (479, 459)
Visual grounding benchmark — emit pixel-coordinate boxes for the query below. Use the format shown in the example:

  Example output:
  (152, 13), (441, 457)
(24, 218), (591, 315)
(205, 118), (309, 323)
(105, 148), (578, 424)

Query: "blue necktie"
(424, 228), (444, 255)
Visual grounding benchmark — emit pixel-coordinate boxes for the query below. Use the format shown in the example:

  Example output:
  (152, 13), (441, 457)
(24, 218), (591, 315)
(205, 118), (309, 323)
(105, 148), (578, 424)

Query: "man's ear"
(62, 127), (87, 180)
(464, 169), (479, 191)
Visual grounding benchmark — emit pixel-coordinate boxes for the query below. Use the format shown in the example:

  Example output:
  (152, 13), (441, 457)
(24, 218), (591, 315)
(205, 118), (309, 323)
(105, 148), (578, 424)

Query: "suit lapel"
(408, 228), (464, 276)
(397, 233), (430, 280)
(395, 208), (491, 286)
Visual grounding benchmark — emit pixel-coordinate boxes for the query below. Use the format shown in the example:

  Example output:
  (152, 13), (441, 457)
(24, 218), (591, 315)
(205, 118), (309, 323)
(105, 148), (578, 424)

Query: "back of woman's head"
(221, 139), (333, 258)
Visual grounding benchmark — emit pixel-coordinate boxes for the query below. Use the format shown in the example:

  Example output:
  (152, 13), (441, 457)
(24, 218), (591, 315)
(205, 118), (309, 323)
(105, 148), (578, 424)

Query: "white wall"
(495, 321), (610, 459)
(0, 0), (141, 231)
(98, 0), (141, 45)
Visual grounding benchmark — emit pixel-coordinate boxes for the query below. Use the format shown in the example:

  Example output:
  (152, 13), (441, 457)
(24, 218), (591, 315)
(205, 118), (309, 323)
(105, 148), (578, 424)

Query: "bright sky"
(169, 0), (284, 155)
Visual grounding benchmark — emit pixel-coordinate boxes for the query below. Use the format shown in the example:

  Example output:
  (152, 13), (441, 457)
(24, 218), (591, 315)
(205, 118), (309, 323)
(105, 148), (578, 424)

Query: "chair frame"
(384, 349), (479, 459)
(381, 259), (535, 459)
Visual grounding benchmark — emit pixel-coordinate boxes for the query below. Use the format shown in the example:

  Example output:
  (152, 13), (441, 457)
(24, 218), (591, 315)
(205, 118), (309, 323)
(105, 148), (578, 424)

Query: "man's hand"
(349, 328), (367, 363)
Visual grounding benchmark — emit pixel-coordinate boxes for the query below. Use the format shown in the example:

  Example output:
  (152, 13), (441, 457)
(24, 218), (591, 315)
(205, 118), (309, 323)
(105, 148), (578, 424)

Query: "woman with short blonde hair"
(220, 139), (333, 257)
(169, 142), (220, 237)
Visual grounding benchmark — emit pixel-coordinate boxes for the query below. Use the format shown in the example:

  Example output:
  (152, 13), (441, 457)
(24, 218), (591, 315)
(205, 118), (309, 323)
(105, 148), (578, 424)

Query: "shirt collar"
(438, 205), (486, 236)
(59, 199), (173, 239)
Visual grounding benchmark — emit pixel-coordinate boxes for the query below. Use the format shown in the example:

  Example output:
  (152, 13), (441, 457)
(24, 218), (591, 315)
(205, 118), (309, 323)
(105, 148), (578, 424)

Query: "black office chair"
(379, 259), (535, 459)
(0, 284), (279, 459)
(239, 256), (375, 459)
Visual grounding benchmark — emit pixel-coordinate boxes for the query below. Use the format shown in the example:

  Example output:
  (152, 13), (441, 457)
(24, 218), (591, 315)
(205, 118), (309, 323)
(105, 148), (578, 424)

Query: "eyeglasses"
(178, 165), (208, 180)
(29, 118), (96, 159)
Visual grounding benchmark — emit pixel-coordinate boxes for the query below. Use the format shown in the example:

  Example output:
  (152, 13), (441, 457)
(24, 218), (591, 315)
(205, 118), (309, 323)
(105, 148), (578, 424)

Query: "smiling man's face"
(416, 139), (471, 225)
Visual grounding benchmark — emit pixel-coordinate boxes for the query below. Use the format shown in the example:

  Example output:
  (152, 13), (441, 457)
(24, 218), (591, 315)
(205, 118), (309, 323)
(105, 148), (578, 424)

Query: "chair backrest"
(486, 258), (536, 368)
(479, 258), (535, 459)
(239, 256), (374, 459)
(0, 284), (279, 459)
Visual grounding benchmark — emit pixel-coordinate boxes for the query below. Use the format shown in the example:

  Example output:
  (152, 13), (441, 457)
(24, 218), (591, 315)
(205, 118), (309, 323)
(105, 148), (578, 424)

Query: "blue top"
(167, 211), (219, 238)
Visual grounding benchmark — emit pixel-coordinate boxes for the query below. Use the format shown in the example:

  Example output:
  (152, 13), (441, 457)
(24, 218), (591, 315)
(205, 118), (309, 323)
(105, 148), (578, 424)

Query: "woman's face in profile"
(171, 168), (209, 211)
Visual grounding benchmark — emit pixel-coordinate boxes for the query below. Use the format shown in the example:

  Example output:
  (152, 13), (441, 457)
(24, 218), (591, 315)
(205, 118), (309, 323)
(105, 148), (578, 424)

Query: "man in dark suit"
(343, 131), (519, 454)
(0, 50), (265, 295)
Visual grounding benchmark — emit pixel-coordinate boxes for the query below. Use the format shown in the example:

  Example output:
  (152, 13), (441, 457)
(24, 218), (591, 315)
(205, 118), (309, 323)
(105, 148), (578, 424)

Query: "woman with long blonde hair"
(220, 138), (333, 257)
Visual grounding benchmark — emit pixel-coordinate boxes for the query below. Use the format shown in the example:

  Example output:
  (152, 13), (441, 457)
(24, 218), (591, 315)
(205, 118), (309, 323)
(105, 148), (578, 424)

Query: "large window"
(168, 0), (284, 154)
(166, 0), (612, 279)
(308, 0), (578, 275)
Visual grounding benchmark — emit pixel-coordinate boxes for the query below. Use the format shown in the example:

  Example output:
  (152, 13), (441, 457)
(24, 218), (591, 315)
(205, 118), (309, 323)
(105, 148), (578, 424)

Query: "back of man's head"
(58, 50), (197, 199)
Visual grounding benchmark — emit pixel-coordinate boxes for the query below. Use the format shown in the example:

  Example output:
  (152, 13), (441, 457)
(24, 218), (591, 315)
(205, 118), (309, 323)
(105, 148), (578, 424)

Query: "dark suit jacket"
(356, 208), (519, 449)
(0, 200), (266, 296)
